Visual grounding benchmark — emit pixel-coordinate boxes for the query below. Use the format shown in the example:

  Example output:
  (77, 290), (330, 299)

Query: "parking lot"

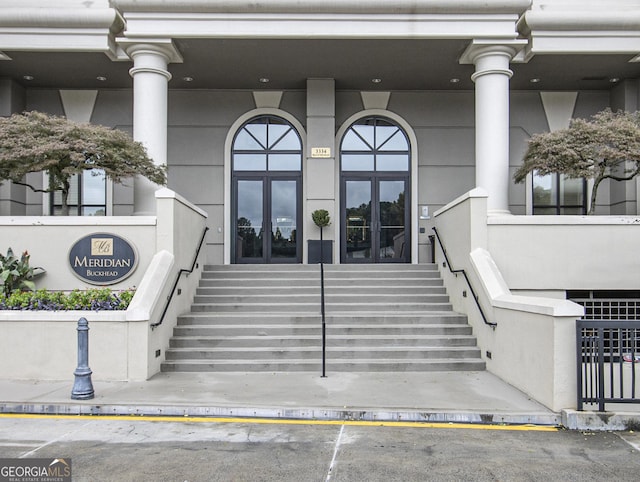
(2, 414), (640, 481)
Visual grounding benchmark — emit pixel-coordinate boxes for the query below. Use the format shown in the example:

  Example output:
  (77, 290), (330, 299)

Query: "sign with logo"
(69, 233), (138, 285)
(0, 458), (72, 482)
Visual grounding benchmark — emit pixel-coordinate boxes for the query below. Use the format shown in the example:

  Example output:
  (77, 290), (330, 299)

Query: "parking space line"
(325, 425), (344, 481)
(0, 413), (559, 431)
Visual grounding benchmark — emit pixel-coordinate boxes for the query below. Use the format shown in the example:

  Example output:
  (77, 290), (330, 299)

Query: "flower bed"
(0, 288), (135, 311)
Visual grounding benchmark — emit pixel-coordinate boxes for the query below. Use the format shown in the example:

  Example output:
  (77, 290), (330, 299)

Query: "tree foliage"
(513, 109), (640, 214)
(0, 111), (167, 215)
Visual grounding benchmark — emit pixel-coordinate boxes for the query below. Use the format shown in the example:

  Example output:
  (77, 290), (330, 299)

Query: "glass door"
(378, 179), (407, 261)
(235, 179), (264, 262)
(342, 176), (408, 263)
(270, 179), (299, 261)
(234, 177), (301, 263)
(344, 180), (373, 261)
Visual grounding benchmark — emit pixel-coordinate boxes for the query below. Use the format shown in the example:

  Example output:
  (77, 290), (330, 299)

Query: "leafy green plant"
(0, 248), (45, 296)
(0, 111), (167, 215)
(514, 109), (640, 214)
(0, 288), (136, 311)
(312, 209), (331, 228)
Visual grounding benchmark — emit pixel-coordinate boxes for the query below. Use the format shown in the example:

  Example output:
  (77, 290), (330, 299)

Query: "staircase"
(161, 264), (485, 372)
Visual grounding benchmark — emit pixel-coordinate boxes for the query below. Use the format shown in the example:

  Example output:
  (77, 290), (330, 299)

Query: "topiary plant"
(312, 209), (331, 228)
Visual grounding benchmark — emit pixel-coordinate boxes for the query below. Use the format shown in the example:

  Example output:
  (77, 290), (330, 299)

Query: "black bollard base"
(71, 368), (94, 400)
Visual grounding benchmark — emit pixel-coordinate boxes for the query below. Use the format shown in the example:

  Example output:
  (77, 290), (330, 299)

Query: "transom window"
(50, 169), (106, 216)
(533, 172), (586, 215)
(233, 116), (302, 171)
(341, 117), (410, 172)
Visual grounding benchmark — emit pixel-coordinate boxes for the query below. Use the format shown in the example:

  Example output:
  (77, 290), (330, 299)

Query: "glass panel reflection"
(234, 129), (264, 150)
(378, 129), (409, 151)
(533, 172), (556, 206)
(378, 180), (405, 259)
(82, 169), (106, 205)
(342, 154), (374, 171)
(269, 154), (301, 171)
(234, 154), (267, 171)
(271, 180), (297, 259)
(560, 175), (584, 205)
(377, 154), (409, 171)
(342, 129), (370, 151)
(345, 181), (372, 260)
(237, 180), (263, 259)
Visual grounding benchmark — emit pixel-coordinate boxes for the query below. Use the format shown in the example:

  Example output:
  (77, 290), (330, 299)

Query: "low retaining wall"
(0, 188), (208, 381)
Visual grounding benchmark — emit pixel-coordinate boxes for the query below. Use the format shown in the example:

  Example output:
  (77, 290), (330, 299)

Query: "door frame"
(340, 173), (410, 263)
(232, 172), (302, 264)
(335, 110), (419, 265)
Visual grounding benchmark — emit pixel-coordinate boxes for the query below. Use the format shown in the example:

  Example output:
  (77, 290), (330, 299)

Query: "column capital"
(117, 38), (183, 64)
(459, 39), (527, 66)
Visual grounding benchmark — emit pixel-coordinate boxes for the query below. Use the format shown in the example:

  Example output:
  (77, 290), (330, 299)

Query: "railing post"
(576, 321), (583, 411)
(71, 317), (94, 400)
(320, 225), (327, 378)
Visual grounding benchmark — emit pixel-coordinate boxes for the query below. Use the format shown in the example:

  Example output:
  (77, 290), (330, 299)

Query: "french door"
(234, 176), (301, 263)
(341, 175), (409, 263)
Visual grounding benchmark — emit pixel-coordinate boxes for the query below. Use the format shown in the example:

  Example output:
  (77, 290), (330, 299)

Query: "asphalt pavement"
(2, 414), (640, 481)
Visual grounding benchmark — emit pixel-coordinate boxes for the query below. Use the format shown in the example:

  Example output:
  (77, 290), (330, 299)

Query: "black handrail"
(431, 227), (496, 328)
(151, 226), (210, 329)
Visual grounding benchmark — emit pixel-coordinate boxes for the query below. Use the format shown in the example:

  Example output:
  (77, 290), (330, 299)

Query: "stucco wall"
(0, 217), (156, 291)
(488, 215), (640, 291)
(6, 85), (619, 264)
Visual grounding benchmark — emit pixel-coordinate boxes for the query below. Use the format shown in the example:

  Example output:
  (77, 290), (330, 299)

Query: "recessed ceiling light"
(450, 78), (460, 83)
(259, 77), (270, 83)
(530, 78), (541, 83)
(182, 76), (194, 82)
(609, 77), (620, 83)
(96, 76), (107, 82)
(23, 75), (34, 81)
(371, 78), (382, 84)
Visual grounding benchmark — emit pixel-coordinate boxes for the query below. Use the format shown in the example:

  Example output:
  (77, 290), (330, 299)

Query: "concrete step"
(162, 263), (484, 373)
(173, 324), (474, 337)
(165, 346), (482, 361)
(176, 313), (469, 325)
(190, 302), (454, 313)
(195, 285), (446, 295)
(161, 359), (487, 372)
(192, 293), (450, 304)
(169, 334), (479, 348)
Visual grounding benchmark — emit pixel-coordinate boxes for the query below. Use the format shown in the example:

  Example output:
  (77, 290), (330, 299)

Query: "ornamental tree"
(0, 111), (167, 215)
(513, 109), (640, 214)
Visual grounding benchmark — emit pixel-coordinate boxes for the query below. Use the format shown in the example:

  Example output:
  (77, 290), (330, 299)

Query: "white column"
(463, 43), (521, 215)
(119, 40), (181, 215)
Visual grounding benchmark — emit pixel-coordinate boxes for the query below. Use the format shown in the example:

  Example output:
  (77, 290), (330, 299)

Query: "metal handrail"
(151, 226), (210, 329)
(431, 227), (496, 328)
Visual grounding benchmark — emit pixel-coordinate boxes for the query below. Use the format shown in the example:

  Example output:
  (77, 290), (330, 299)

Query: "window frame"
(532, 171), (587, 215)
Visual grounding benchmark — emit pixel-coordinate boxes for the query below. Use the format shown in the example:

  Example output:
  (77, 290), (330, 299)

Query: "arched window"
(341, 117), (410, 172)
(233, 116), (302, 172)
(231, 115), (303, 263)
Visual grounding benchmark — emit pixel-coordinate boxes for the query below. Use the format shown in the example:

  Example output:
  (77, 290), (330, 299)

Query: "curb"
(562, 410), (640, 431)
(0, 402), (561, 427)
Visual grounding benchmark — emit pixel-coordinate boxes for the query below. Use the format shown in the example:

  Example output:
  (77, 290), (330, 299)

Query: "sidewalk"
(0, 371), (560, 425)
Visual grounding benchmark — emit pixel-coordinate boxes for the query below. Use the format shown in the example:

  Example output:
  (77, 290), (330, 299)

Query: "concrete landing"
(0, 371), (560, 426)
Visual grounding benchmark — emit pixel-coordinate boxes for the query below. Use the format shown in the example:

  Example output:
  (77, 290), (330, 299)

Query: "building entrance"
(340, 116), (411, 264)
(231, 115), (303, 264)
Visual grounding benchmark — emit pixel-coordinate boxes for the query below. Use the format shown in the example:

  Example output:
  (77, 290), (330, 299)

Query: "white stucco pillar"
(461, 41), (524, 215)
(118, 40), (182, 215)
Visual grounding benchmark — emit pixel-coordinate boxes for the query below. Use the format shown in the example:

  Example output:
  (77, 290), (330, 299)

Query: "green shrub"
(0, 288), (136, 311)
(0, 248), (45, 296)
